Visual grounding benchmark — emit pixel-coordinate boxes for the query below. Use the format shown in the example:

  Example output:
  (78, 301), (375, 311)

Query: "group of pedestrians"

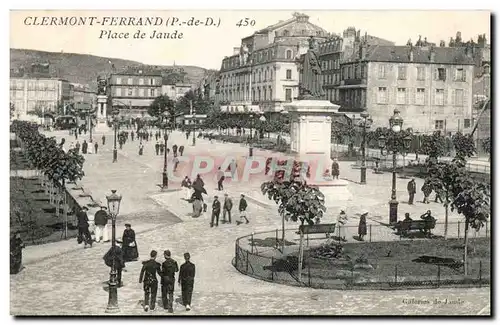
(210, 194), (249, 227)
(407, 178), (443, 205)
(139, 250), (196, 313)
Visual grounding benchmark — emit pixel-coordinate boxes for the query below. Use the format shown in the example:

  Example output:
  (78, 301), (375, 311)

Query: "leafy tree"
(261, 179), (326, 250)
(10, 102), (15, 120)
(177, 90), (211, 115)
(148, 95), (175, 118)
(481, 137), (491, 159)
(452, 132), (476, 159)
(419, 131), (447, 162)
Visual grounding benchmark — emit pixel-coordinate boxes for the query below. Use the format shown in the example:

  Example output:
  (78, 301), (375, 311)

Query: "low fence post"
(458, 221), (461, 239)
(369, 225), (372, 243)
(486, 221), (488, 238)
(394, 265), (398, 283)
(479, 261), (482, 283)
(271, 257), (274, 281)
(275, 229), (278, 249)
(437, 265), (441, 287)
(251, 233), (254, 254)
(246, 251), (249, 273)
(308, 261), (311, 287)
(235, 240), (238, 269)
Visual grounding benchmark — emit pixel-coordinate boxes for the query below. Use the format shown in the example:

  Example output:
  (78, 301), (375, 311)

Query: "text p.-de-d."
(99, 29), (184, 40)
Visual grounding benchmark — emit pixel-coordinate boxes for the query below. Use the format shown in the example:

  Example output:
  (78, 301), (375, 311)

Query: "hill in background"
(10, 48), (209, 90)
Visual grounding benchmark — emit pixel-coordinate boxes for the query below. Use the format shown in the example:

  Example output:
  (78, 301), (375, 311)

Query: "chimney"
(409, 45), (414, 62)
(233, 47), (240, 55)
(429, 46), (436, 62)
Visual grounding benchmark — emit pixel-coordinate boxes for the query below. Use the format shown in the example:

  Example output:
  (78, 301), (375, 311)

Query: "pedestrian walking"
(69, 142), (75, 151)
(94, 207), (108, 243)
(81, 140), (88, 154)
(121, 223), (139, 262)
(75, 141), (81, 154)
(139, 142), (144, 156)
(192, 197), (203, 218)
(131, 131), (135, 142)
(94, 142), (99, 154)
(161, 250), (179, 312)
(216, 167), (225, 191)
(181, 176), (192, 200)
(76, 207), (93, 248)
(139, 250), (162, 312)
(102, 135), (106, 145)
(179, 145), (184, 156)
(155, 141), (160, 155)
(172, 144), (178, 156)
(103, 245), (125, 287)
(434, 185), (443, 203)
(155, 132), (159, 141)
(358, 212), (367, 241)
(173, 155), (180, 172)
(421, 180), (432, 204)
(407, 178), (416, 205)
(210, 196), (221, 227)
(179, 252), (195, 311)
(236, 194), (249, 225)
(222, 193), (233, 224)
(331, 158), (340, 180)
(10, 232), (25, 274)
(337, 210), (348, 241)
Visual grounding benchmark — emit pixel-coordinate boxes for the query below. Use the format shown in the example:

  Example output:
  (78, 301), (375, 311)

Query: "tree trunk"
(464, 219), (469, 276)
(63, 179), (68, 239)
(444, 201), (449, 240)
(298, 230), (304, 285)
(281, 214), (285, 253)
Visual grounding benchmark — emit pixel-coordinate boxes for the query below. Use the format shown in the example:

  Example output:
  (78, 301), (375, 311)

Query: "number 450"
(236, 18), (256, 27)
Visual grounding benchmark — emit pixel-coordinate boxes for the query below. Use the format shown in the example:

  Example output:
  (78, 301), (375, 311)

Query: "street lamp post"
(378, 109), (411, 224)
(249, 113), (254, 157)
(360, 112), (370, 184)
(112, 110), (119, 163)
(105, 189), (122, 314)
(162, 111), (170, 189)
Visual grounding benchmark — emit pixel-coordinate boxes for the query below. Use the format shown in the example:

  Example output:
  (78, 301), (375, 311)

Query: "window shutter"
(451, 89), (456, 106)
(453, 68), (457, 81)
(406, 88), (411, 104)
(392, 87), (397, 104)
(443, 88), (448, 105)
(373, 87), (378, 104)
(463, 89), (469, 112)
(463, 69), (467, 82)
(433, 68), (438, 80)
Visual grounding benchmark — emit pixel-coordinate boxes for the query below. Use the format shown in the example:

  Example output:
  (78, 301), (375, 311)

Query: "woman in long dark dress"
(122, 223), (139, 262)
(10, 232), (25, 274)
(358, 213), (368, 241)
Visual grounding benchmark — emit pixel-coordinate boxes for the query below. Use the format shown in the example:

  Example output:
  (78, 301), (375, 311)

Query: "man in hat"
(236, 194), (249, 225)
(139, 250), (162, 312)
(94, 207), (108, 243)
(102, 135), (106, 145)
(358, 212), (368, 241)
(211, 196), (221, 228)
(94, 141), (99, 154)
(161, 250), (179, 312)
(216, 167), (225, 191)
(336, 210), (348, 241)
(76, 207), (92, 248)
(331, 158), (340, 180)
(407, 178), (417, 205)
(155, 141), (160, 156)
(178, 252), (195, 311)
(222, 193), (233, 224)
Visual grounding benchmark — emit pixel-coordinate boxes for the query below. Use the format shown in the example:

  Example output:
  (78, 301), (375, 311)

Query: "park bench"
(297, 223), (336, 239)
(394, 218), (436, 237)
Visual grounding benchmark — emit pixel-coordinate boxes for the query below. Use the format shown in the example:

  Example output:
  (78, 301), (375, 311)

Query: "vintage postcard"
(9, 9), (491, 316)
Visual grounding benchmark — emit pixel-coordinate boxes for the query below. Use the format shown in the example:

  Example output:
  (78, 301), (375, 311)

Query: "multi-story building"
(107, 67), (162, 117)
(161, 81), (193, 100)
(318, 27), (395, 104)
(9, 76), (71, 120)
(338, 41), (476, 133)
(217, 12), (329, 114)
(71, 83), (96, 111)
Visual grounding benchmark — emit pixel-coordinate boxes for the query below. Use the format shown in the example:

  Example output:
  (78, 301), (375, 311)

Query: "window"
(128, 78), (133, 85)
(150, 78), (155, 85)
(377, 87), (388, 104)
(116, 77), (122, 84)
(454, 89), (464, 106)
(435, 89), (445, 105)
(416, 88), (425, 105)
(139, 78), (144, 85)
(139, 88), (144, 97)
(127, 88), (133, 96)
(286, 50), (292, 59)
(286, 69), (292, 80)
(150, 89), (155, 97)
(397, 88), (406, 104)
(435, 120), (444, 130)
(269, 86), (273, 100)
(116, 88), (122, 96)
(398, 66), (407, 80)
(378, 65), (386, 79)
(436, 68), (446, 81)
(285, 88), (292, 101)
(263, 88), (267, 101)
(464, 119), (471, 128)
(455, 68), (466, 81)
(417, 67), (425, 80)
(264, 70), (267, 81)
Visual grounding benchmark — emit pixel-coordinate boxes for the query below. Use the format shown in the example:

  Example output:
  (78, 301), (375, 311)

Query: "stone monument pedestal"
(95, 94), (110, 134)
(284, 99), (352, 207)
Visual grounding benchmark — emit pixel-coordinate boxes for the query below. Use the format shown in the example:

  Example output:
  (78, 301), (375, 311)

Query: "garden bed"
(10, 177), (78, 245)
(10, 150), (33, 170)
(294, 238), (490, 282)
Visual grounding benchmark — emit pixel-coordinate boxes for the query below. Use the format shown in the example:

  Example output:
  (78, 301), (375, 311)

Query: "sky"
(10, 10), (491, 70)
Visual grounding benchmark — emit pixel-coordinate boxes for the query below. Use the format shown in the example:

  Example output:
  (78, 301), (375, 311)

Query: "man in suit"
(76, 207), (92, 248)
(178, 252), (195, 311)
(407, 178), (417, 205)
(139, 250), (162, 312)
(237, 194), (249, 225)
(93, 207), (108, 243)
(211, 196), (221, 228)
(161, 250), (179, 313)
(222, 193), (233, 224)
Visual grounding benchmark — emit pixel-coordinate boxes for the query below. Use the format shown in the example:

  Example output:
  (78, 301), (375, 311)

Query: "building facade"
(161, 82), (193, 100)
(107, 68), (163, 116)
(338, 43), (475, 133)
(10, 77), (71, 120)
(71, 83), (96, 111)
(217, 12), (330, 113)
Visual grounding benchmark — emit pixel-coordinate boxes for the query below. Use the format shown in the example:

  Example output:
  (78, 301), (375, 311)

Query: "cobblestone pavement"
(11, 129), (490, 316)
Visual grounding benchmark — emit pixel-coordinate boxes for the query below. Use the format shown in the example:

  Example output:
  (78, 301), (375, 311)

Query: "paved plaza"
(10, 128), (490, 316)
